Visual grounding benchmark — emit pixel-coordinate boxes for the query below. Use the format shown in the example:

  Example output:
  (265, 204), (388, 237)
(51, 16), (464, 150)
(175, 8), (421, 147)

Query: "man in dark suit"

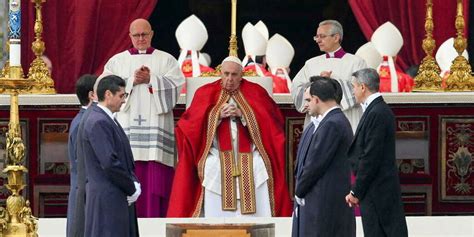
(77, 75), (141, 237)
(66, 74), (97, 237)
(292, 76), (355, 237)
(345, 68), (408, 237)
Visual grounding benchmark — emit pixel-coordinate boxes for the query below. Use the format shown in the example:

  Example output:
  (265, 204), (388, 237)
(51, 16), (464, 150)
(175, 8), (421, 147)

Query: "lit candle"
(9, 0), (21, 67)
(231, 0), (236, 35)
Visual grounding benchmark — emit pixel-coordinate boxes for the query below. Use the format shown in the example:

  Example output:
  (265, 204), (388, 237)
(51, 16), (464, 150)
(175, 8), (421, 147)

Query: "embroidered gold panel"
(440, 117), (474, 201)
(285, 117), (304, 199)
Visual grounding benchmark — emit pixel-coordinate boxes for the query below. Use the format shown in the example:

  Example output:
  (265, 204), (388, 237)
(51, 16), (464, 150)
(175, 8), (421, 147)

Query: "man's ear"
(104, 90), (112, 99)
(361, 83), (367, 93)
(88, 91), (94, 100)
(334, 33), (341, 43)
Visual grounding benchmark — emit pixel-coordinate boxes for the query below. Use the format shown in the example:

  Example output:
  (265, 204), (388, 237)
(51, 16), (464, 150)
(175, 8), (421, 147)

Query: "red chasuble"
(167, 79), (292, 217)
(378, 57), (414, 92)
(243, 65), (290, 93)
(180, 59), (215, 93)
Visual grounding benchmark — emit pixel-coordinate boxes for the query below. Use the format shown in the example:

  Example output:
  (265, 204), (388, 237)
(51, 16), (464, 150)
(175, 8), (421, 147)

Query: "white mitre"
(436, 37), (469, 77)
(371, 21), (404, 92)
(266, 33), (294, 89)
(355, 42), (382, 69)
(254, 20), (269, 41)
(242, 22), (268, 68)
(175, 14), (208, 77)
(199, 52), (211, 67)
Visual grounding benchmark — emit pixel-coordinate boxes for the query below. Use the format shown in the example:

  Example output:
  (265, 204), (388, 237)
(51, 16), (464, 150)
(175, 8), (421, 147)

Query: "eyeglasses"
(131, 32), (151, 39)
(313, 34), (335, 41)
(119, 92), (129, 99)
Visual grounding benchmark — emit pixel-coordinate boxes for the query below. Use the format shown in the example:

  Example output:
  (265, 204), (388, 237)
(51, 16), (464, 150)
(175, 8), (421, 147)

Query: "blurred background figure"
(371, 22), (413, 93)
(266, 33), (294, 93)
(198, 52), (212, 67)
(175, 15), (214, 93)
(355, 42), (382, 70)
(241, 21), (270, 76)
(435, 37), (469, 89)
(41, 55), (53, 73)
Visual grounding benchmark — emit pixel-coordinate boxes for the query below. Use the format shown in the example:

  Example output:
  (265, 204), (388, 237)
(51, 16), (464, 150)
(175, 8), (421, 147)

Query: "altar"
(35, 216), (474, 237)
(0, 92), (473, 217)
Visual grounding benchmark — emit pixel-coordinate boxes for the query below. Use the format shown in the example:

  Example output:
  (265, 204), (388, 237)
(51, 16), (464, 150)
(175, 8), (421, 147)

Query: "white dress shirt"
(362, 92), (381, 112)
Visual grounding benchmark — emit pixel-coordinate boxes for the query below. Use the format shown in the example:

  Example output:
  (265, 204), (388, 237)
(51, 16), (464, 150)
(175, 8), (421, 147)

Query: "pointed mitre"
(175, 14), (208, 50)
(242, 22), (267, 56)
(436, 37), (469, 72)
(371, 21), (403, 57)
(355, 42), (383, 69)
(254, 20), (269, 41)
(199, 52), (211, 66)
(266, 34), (294, 69)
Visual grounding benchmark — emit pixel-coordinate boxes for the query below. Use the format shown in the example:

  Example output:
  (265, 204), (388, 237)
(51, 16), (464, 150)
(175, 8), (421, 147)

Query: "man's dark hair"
(75, 74), (97, 106)
(309, 76), (342, 103)
(96, 75), (126, 102)
(244, 55), (265, 66)
(405, 64), (419, 78)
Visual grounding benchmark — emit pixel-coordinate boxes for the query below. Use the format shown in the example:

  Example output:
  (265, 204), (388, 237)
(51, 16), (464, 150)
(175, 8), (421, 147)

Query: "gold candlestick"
(413, 0), (442, 91)
(26, 0), (56, 94)
(228, 0), (238, 57)
(0, 80), (38, 236)
(0, 1), (41, 236)
(444, 0), (473, 91)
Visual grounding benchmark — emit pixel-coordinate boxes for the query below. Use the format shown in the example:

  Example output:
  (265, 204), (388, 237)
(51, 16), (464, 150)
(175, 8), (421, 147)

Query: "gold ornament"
(413, 0), (442, 91)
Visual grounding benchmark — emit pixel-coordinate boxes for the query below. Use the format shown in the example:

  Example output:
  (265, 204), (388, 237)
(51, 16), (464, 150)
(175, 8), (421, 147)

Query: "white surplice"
(102, 49), (185, 167)
(291, 53), (367, 132)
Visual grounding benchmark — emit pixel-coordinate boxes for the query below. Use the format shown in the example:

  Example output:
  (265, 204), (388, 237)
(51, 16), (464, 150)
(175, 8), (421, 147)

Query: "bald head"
(129, 18), (153, 50)
(130, 18), (151, 32)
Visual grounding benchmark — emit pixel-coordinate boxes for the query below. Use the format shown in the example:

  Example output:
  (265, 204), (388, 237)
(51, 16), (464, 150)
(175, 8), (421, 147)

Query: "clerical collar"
(362, 92), (381, 112)
(128, 47), (155, 55)
(325, 47), (346, 59)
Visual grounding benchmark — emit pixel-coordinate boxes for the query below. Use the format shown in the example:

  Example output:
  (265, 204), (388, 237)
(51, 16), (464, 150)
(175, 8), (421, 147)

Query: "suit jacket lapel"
(352, 96), (384, 144)
(314, 108), (340, 134)
(295, 122), (315, 176)
(295, 109), (341, 177)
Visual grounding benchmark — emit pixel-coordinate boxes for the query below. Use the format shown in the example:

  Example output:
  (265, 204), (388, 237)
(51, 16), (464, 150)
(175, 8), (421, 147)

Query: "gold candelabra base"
(0, 77), (38, 237)
(413, 55), (442, 91)
(0, 166), (38, 237)
(445, 55), (474, 91)
(24, 57), (55, 94)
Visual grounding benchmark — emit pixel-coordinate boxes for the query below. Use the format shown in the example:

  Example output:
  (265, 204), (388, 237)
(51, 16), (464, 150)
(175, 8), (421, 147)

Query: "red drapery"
(349, 0), (470, 71)
(20, 0), (158, 93)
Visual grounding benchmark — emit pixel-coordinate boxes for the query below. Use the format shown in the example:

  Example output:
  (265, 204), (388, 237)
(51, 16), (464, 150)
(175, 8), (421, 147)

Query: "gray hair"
(352, 68), (380, 93)
(319, 20), (343, 43)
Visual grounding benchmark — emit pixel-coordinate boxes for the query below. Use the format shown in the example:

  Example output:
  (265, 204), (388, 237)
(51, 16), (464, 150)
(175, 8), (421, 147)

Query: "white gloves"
(127, 181), (141, 205)
(295, 195), (305, 206)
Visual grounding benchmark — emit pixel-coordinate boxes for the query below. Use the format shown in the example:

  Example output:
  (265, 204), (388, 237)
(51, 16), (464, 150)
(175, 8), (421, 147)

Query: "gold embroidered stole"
(196, 88), (275, 217)
(217, 116), (256, 214)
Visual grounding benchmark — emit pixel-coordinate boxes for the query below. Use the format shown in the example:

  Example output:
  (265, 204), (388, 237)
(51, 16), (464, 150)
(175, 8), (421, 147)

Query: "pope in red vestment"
(168, 57), (292, 217)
